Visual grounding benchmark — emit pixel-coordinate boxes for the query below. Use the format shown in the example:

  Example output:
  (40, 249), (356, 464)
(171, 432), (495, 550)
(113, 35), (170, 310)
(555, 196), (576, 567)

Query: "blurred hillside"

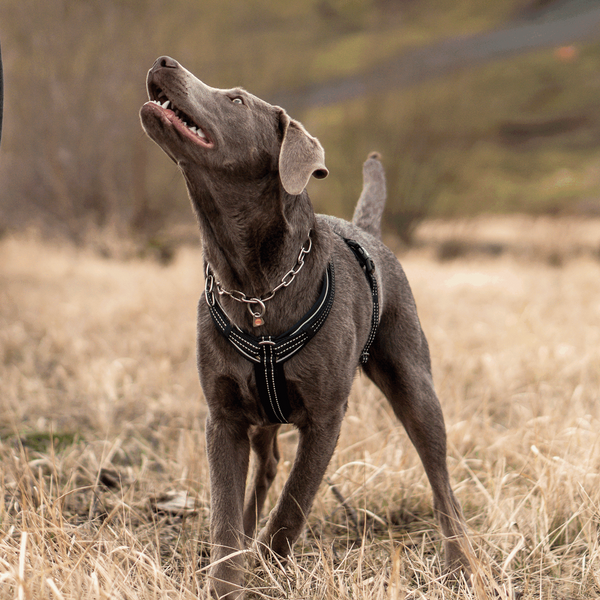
(1, 0), (600, 249)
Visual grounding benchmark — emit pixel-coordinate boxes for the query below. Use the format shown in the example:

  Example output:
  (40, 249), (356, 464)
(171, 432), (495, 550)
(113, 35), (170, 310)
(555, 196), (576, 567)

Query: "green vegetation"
(0, 0), (598, 247)
(310, 40), (600, 234)
(16, 431), (79, 454)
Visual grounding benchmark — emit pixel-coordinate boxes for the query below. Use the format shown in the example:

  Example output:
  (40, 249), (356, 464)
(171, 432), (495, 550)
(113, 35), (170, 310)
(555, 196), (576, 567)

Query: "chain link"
(206, 231), (312, 319)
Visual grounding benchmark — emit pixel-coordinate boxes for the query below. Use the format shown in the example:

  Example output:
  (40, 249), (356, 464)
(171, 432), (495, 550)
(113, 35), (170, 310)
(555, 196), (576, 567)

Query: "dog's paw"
(256, 526), (293, 562)
(444, 539), (473, 583)
(204, 580), (245, 600)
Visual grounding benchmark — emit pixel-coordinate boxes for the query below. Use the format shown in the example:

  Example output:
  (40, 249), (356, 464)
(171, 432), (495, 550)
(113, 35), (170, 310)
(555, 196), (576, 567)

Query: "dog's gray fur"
(140, 56), (469, 599)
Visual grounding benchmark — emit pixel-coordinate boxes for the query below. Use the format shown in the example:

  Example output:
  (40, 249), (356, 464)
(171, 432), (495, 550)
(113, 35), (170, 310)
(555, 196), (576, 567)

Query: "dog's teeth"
(189, 126), (198, 133)
(197, 129), (207, 139)
(162, 100), (170, 109)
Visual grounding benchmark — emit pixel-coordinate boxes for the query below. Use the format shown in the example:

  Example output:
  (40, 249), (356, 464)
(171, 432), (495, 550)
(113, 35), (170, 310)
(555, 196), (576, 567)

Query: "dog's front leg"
(205, 415), (250, 599)
(257, 410), (344, 558)
(243, 425), (281, 538)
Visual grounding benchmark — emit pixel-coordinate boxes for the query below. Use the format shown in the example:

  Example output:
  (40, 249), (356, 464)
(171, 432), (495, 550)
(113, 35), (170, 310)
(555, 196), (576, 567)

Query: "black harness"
(204, 237), (379, 424)
(343, 238), (380, 365)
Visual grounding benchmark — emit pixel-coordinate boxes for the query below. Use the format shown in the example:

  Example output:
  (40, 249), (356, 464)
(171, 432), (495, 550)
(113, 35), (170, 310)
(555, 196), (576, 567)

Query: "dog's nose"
(151, 56), (179, 72)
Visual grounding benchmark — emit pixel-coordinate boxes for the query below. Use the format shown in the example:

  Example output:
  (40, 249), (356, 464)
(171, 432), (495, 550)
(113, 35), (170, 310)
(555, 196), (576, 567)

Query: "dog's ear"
(278, 110), (328, 195)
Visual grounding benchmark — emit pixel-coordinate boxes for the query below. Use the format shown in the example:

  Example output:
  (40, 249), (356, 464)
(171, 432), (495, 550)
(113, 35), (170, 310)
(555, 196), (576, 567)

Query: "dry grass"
(1, 217), (600, 599)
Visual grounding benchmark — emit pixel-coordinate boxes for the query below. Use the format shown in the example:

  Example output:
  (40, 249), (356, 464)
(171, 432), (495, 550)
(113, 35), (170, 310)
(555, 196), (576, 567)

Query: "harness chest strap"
(204, 238), (379, 424)
(206, 262), (335, 423)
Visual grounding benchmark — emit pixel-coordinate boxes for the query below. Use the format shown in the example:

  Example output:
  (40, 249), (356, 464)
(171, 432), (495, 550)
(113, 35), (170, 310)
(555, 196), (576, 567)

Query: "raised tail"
(352, 152), (386, 239)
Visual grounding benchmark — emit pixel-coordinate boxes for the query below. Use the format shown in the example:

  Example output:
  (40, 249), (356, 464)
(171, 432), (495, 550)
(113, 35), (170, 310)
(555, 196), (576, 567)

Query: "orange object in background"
(555, 45), (578, 62)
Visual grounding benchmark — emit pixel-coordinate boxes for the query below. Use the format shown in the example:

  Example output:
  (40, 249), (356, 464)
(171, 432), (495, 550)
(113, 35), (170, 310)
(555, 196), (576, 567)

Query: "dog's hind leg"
(364, 324), (471, 575)
(243, 425), (281, 538)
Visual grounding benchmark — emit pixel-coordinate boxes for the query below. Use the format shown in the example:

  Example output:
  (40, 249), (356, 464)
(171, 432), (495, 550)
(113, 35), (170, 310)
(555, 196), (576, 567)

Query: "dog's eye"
(231, 97), (244, 105)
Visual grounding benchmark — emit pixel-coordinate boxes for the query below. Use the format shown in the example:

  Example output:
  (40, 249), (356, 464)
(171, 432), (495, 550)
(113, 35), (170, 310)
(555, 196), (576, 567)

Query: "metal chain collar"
(205, 231), (312, 326)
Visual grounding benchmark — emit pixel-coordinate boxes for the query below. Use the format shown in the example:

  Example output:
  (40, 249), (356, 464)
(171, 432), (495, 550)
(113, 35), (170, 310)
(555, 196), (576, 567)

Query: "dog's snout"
(151, 56), (179, 73)
(159, 56), (179, 69)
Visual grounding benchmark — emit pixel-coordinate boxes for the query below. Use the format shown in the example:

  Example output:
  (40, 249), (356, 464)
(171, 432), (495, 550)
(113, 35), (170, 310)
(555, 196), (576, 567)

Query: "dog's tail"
(352, 152), (386, 240)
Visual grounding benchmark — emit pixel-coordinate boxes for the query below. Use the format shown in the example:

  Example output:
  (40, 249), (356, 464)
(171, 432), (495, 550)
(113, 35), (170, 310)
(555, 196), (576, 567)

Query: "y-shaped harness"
(204, 237), (379, 424)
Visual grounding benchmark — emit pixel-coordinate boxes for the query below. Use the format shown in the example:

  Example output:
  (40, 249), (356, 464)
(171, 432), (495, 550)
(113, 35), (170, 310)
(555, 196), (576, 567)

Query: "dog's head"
(140, 56), (328, 196)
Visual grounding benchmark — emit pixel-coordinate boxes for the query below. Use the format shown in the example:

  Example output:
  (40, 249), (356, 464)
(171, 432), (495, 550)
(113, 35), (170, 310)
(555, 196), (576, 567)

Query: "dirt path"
(272, 0), (600, 109)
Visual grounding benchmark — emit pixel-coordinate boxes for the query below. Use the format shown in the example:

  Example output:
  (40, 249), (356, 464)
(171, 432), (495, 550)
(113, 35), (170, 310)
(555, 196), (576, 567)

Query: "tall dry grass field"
(1, 218), (599, 599)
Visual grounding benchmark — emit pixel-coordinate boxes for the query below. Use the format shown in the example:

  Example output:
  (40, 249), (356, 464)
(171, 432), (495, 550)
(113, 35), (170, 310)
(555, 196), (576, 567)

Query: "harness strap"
(205, 263), (335, 423)
(342, 238), (380, 365)
(204, 236), (380, 424)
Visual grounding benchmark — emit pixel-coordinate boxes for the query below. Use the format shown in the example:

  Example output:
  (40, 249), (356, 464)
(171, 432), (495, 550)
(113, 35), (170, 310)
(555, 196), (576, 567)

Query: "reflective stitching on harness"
(287, 272), (331, 337)
(229, 341), (260, 363)
(268, 344), (287, 423)
(205, 242), (378, 424)
(229, 332), (261, 361)
(277, 343), (306, 361)
(275, 333), (308, 358)
(363, 287), (378, 351)
(341, 237), (379, 364)
(206, 263), (336, 424)
(262, 341), (282, 422)
(211, 306), (228, 332)
(308, 277), (333, 332)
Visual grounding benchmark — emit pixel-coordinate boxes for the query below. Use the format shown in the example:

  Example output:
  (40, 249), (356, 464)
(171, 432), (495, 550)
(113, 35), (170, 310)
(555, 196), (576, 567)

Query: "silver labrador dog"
(140, 56), (470, 599)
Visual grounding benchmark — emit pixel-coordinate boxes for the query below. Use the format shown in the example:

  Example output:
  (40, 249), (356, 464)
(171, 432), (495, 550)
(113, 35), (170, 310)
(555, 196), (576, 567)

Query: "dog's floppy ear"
(278, 110), (328, 195)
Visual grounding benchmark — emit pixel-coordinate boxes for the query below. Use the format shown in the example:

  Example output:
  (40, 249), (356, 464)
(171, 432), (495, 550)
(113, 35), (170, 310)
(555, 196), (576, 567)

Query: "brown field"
(1, 216), (599, 599)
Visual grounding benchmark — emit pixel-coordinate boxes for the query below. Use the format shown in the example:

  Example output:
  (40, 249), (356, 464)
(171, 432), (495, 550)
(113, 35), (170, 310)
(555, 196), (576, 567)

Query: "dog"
(140, 56), (470, 599)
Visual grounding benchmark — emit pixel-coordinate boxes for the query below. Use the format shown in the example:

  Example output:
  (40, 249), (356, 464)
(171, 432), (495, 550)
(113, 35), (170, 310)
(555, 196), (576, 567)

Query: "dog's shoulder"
(318, 214), (417, 313)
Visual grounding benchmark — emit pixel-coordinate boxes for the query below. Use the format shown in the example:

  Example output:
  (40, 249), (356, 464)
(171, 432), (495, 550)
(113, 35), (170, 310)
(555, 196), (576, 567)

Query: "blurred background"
(1, 0), (599, 254)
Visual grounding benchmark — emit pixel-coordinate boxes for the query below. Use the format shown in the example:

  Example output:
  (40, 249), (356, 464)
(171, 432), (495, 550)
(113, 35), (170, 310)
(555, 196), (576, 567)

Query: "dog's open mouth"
(144, 86), (213, 148)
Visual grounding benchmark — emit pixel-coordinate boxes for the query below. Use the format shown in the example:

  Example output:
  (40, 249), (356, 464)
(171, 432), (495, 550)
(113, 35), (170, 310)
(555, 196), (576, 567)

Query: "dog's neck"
(185, 173), (327, 324)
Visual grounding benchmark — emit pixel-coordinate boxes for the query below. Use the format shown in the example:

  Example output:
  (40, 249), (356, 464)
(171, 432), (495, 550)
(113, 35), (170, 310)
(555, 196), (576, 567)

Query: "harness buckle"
(204, 273), (215, 307)
(357, 245), (375, 274)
